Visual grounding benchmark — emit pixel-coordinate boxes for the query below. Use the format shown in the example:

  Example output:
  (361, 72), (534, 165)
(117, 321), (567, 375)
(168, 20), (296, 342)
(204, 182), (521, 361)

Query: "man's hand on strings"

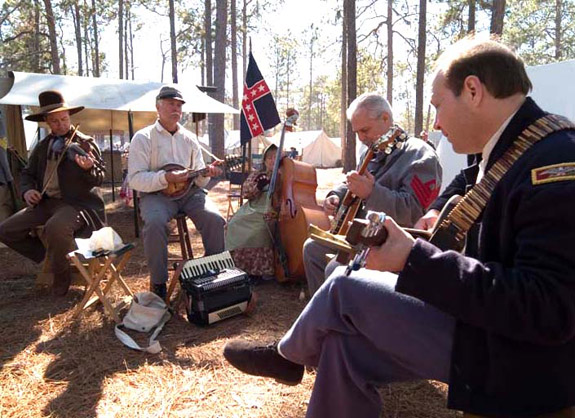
(414, 209), (440, 231)
(24, 189), (42, 207)
(323, 195), (339, 216)
(205, 161), (223, 177)
(365, 216), (415, 272)
(74, 154), (94, 171)
(346, 170), (375, 199)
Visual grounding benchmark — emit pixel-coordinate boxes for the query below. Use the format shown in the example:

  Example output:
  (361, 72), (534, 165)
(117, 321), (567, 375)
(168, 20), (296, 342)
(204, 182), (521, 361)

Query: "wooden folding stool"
(68, 243), (135, 323)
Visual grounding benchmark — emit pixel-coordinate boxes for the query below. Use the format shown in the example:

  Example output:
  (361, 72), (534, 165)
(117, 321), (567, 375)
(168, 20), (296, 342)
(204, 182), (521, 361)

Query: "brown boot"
(52, 269), (71, 296)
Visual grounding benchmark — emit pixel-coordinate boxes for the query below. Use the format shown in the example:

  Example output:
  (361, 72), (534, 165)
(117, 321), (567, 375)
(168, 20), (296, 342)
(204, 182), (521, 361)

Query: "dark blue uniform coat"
(397, 98), (575, 417)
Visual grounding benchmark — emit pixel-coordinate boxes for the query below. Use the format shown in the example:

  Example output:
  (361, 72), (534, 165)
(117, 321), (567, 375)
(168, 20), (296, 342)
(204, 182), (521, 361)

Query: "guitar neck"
(185, 166), (209, 179)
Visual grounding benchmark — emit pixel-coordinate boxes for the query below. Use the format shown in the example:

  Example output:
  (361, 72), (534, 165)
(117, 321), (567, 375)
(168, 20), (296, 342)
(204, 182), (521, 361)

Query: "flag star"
(243, 95), (248, 101)
(246, 104), (252, 111)
(252, 123), (259, 130)
(251, 90), (257, 97)
(248, 114), (255, 121)
(258, 84), (265, 92)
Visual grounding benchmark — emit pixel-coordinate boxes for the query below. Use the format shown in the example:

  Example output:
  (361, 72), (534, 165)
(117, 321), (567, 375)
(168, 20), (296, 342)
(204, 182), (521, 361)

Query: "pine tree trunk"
(73, 2), (83, 76)
(340, 15), (347, 162)
(118, 0), (124, 78)
(205, 0), (213, 86)
(43, 0), (61, 74)
(386, 0), (393, 105)
(308, 27), (314, 130)
(169, 0), (177, 83)
(92, 0), (100, 77)
(212, 0), (227, 158)
(33, 0), (41, 72)
(242, 0), (247, 78)
(490, 0), (506, 35)
(555, 0), (562, 60)
(83, 0), (90, 76)
(231, 0), (239, 129)
(344, 0), (357, 172)
(414, 0), (426, 136)
(468, 0), (476, 33)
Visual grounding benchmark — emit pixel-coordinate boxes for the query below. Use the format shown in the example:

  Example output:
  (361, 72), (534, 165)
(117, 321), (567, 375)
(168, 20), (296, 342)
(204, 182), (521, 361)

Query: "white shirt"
(476, 111), (518, 183)
(127, 120), (209, 193)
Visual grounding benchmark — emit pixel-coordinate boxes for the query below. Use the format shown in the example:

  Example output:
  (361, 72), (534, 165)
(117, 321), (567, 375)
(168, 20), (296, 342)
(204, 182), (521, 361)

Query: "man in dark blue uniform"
(223, 38), (575, 417)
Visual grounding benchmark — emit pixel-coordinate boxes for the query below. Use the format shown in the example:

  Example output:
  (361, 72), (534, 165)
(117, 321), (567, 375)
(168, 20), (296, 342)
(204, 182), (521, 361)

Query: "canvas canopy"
(0, 71), (238, 134)
(302, 130), (342, 167)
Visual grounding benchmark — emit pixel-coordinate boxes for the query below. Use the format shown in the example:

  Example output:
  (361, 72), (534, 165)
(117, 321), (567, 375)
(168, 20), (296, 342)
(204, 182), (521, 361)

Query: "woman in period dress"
(225, 143), (278, 279)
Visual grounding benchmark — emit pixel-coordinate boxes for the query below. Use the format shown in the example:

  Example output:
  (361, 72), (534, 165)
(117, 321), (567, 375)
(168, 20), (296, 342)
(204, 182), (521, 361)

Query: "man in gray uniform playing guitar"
(128, 86), (225, 299)
(303, 92), (442, 296)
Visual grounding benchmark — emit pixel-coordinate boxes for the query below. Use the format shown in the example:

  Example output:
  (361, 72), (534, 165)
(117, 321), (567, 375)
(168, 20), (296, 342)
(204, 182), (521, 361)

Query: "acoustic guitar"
(308, 194), (464, 265)
(161, 155), (244, 200)
(330, 125), (408, 235)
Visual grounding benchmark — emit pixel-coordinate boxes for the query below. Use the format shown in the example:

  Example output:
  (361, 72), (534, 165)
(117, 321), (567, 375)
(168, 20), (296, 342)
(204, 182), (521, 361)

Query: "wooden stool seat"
(464, 407), (575, 418)
(68, 243), (135, 323)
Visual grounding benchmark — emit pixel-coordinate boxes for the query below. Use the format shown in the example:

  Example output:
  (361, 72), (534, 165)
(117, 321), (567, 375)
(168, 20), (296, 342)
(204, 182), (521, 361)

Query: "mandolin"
(161, 155), (244, 199)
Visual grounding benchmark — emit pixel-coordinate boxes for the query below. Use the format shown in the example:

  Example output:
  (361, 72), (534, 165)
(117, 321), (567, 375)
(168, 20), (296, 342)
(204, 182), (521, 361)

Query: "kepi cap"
(156, 86), (186, 103)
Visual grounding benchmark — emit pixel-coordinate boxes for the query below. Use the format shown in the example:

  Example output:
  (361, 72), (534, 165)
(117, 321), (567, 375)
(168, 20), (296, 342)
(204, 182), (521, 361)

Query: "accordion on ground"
(178, 251), (252, 326)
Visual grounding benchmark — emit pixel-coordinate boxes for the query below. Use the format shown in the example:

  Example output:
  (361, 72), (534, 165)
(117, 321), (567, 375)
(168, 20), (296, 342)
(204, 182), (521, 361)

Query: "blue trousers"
(140, 190), (225, 285)
(279, 266), (455, 418)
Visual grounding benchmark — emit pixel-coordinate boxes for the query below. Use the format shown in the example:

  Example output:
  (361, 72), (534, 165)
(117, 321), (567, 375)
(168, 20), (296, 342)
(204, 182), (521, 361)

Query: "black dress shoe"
(151, 283), (167, 300)
(223, 340), (304, 385)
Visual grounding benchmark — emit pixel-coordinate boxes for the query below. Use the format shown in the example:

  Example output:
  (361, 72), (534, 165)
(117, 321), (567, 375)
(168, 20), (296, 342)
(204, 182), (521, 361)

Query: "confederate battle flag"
(240, 53), (281, 145)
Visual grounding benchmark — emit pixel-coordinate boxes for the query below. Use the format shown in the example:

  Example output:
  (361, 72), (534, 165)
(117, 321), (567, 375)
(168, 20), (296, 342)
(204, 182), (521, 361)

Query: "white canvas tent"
(435, 59), (575, 192)
(302, 130), (342, 167)
(526, 59), (575, 121)
(269, 129), (326, 154)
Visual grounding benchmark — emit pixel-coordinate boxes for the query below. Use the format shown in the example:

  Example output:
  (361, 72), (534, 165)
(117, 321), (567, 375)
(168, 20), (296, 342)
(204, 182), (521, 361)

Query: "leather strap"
(431, 114), (575, 251)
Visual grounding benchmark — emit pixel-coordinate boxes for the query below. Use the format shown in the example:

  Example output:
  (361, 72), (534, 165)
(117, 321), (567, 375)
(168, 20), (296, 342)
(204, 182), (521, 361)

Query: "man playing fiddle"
(303, 92), (442, 296)
(128, 86), (225, 299)
(0, 90), (106, 296)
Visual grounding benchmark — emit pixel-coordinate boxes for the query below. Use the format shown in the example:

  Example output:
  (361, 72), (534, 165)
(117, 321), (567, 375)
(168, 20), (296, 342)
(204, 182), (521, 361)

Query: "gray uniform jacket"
(329, 137), (442, 227)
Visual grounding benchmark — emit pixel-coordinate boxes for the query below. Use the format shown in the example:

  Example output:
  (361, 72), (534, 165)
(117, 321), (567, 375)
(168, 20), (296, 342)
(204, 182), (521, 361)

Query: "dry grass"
(0, 168), (461, 417)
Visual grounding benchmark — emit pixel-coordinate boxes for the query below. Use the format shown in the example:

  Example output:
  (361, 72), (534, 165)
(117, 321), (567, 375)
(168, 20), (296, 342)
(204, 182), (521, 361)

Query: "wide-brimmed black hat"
(25, 90), (84, 122)
(156, 86), (186, 103)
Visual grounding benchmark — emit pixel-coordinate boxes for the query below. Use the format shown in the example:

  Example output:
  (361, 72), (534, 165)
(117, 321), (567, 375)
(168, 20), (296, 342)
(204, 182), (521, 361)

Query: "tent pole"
(128, 110), (139, 238)
(109, 129), (115, 202)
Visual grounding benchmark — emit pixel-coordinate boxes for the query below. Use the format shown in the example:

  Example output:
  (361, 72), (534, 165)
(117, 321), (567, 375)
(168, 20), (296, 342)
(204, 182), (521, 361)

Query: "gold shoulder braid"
(430, 114), (575, 252)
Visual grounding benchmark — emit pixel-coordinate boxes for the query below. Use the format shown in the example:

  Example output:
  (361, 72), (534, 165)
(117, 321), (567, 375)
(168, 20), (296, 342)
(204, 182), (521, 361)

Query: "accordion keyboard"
(181, 251), (236, 280)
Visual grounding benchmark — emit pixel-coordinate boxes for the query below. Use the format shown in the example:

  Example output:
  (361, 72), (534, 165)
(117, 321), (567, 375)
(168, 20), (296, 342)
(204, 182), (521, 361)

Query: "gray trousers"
(303, 238), (342, 297)
(140, 190), (225, 285)
(279, 266), (455, 418)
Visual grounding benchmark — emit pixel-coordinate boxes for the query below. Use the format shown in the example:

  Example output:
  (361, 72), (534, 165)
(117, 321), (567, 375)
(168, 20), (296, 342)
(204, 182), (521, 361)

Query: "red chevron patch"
(410, 175), (438, 209)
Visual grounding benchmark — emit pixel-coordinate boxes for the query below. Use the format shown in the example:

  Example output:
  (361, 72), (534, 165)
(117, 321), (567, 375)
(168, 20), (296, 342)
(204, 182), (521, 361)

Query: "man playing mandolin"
(303, 92), (442, 296)
(128, 86), (225, 299)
